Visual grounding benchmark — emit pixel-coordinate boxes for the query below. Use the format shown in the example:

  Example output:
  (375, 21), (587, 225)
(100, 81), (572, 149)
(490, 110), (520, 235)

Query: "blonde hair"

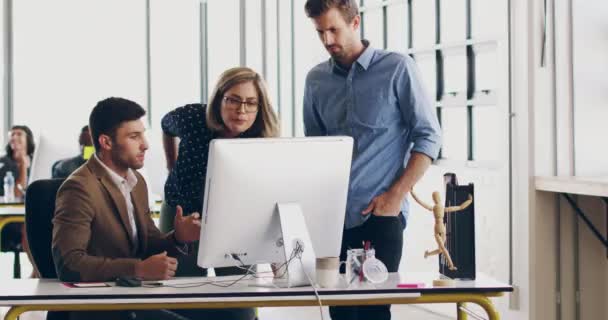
(206, 67), (280, 138)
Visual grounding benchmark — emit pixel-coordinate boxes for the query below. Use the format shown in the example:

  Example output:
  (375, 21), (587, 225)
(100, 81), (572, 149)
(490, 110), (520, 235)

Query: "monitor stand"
(274, 202), (316, 288)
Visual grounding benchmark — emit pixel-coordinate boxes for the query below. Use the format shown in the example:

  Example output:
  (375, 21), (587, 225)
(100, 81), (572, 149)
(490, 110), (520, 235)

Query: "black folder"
(440, 173), (476, 280)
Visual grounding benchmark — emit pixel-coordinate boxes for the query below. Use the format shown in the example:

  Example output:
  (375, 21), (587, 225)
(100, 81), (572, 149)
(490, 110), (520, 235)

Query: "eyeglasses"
(223, 96), (259, 113)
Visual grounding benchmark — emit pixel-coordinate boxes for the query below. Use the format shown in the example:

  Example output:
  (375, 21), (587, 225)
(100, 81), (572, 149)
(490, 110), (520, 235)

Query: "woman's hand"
(13, 151), (30, 169)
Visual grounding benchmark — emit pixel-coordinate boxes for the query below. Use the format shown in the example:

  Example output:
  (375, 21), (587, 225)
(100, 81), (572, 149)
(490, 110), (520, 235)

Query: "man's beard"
(327, 44), (351, 63)
(111, 146), (143, 171)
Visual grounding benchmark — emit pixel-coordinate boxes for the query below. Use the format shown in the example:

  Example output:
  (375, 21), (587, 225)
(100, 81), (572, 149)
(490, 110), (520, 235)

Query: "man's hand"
(361, 188), (404, 217)
(134, 251), (177, 280)
(173, 205), (201, 243)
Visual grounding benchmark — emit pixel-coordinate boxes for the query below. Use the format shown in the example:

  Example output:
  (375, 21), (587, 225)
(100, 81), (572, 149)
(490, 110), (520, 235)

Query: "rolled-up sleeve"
(396, 56), (442, 160)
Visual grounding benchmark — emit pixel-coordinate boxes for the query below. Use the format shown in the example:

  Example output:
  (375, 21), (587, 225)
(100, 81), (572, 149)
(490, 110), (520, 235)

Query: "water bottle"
(3, 171), (15, 202)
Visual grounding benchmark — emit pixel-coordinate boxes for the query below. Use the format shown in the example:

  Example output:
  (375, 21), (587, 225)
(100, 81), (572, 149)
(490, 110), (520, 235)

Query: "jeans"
(329, 213), (406, 320)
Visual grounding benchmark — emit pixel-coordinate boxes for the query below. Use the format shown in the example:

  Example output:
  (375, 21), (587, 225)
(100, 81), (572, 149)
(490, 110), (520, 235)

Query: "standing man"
(53, 97), (201, 320)
(303, 1), (442, 319)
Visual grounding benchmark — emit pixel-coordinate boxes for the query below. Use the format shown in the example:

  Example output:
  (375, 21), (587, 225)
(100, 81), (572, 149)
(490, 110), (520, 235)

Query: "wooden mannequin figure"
(410, 189), (473, 271)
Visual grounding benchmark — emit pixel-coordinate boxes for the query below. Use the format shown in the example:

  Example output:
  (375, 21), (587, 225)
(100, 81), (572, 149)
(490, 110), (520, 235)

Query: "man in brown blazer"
(52, 97), (200, 320)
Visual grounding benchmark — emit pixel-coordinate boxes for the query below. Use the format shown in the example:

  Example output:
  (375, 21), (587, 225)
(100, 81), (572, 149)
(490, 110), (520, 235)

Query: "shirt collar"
(94, 154), (138, 192)
(331, 40), (375, 74)
(355, 40), (374, 70)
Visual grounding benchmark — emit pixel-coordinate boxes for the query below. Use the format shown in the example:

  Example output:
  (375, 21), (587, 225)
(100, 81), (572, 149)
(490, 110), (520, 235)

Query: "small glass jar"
(345, 249), (365, 285)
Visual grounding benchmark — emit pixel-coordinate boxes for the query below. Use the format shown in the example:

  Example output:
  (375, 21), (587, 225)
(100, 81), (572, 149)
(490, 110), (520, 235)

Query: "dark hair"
(304, 0), (359, 22)
(5, 125), (35, 159)
(78, 125), (92, 147)
(89, 97), (146, 151)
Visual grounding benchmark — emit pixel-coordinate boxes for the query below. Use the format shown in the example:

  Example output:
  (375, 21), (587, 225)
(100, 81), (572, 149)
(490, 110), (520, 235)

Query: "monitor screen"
(197, 137), (353, 269)
(29, 133), (77, 183)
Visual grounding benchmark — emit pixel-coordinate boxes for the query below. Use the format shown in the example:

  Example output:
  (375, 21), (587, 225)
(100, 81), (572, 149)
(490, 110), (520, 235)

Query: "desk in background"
(0, 272), (512, 320)
(0, 202), (162, 278)
(536, 176), (608, 320)
(0, 204), (25, 278)
(535, 176), (608, 254)
(0, 205), (25, 231)
(0, 202), (161, 232)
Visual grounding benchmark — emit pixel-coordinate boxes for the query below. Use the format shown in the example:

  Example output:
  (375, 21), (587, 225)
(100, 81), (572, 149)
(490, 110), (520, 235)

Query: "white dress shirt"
(95, 155), (139, 249)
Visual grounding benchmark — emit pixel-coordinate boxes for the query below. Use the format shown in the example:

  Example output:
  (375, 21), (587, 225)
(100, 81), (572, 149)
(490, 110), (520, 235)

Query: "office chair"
(0, 221), (23, 278)
(25, 178), (67, 320)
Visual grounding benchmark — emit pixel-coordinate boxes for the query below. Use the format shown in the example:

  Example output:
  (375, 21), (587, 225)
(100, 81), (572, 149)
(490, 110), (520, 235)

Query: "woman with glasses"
(159, 67), (279, 320)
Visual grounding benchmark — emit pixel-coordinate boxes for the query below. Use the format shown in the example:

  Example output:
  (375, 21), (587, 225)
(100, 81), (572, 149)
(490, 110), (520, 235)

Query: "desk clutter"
(345, 245), (389, 286)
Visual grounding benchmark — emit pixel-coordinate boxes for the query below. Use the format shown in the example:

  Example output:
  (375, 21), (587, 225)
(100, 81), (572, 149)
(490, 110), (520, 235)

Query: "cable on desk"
(142, 243), (325, 319)
(298, 252), (324, 320)
(155, 245), (306, 289)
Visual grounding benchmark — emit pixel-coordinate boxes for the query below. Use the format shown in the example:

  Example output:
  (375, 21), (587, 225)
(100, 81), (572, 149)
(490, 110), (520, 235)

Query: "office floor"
(0, 253), (453, 320)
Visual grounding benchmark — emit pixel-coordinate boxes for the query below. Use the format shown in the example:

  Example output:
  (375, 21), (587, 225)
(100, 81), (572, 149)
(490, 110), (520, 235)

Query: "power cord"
(228, 254), (279, 288)
(157, 246), (306, 289)
(145, 244), (325, 319)
(161, 271), (255, 288)
(298, 253), (324, 320)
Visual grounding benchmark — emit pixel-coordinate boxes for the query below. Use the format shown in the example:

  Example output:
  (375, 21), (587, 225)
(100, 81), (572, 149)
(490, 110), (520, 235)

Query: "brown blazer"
(52, 156), (183, 282)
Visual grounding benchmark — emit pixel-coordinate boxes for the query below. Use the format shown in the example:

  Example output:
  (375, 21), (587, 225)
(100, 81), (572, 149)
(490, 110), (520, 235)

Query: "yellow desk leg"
(5, 306), (32, 320)
(0, 216), (25, 232)
(460, 296), (499, 320)
(415, 293), (501, 320)
(457, 302), (467, 320)
(4, 294), (502, 320)
(0, 216), (25, 249)
(473, 296), (500, 320)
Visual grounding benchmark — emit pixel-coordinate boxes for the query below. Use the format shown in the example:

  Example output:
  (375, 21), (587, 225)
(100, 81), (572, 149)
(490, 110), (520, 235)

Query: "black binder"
(439, 173), (476, 280)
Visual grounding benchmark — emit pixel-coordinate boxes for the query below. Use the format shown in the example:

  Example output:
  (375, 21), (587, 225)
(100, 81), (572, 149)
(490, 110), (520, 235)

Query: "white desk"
(0, 207), (25, 216)
(0, 272), (511, 320)
(0, 203), (161, 217)
(535, 176), (608, 198)
(535, 176), (608, 252)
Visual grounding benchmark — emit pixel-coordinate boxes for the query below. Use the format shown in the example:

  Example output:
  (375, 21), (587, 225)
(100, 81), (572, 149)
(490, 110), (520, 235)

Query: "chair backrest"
(25, 178), (65, 278)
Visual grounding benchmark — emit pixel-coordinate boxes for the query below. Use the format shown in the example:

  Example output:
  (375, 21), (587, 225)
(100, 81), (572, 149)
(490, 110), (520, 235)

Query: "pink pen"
(396, 283), (425, 288)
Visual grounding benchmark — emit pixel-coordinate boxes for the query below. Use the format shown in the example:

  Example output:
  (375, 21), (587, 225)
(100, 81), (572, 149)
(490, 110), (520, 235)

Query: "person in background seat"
(0, 125), (38, 278)
(52, 125), (94, 179)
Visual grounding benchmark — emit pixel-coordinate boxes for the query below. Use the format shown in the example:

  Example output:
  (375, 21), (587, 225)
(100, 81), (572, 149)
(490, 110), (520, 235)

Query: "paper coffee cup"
(316, 257), (340, 288)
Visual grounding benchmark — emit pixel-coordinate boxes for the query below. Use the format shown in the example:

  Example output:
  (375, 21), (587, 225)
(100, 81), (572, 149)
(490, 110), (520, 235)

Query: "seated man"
(52, 97), (201, 320)
(52, 125), (93, 178)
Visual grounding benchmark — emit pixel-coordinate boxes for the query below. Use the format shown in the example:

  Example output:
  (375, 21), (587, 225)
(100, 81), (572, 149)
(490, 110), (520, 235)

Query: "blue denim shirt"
(303, 41), (442, 229)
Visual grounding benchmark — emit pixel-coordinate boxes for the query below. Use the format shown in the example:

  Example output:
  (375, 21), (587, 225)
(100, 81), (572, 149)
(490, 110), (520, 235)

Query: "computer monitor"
(29, 133), (77, 183)
(197, 137), (353, 286)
